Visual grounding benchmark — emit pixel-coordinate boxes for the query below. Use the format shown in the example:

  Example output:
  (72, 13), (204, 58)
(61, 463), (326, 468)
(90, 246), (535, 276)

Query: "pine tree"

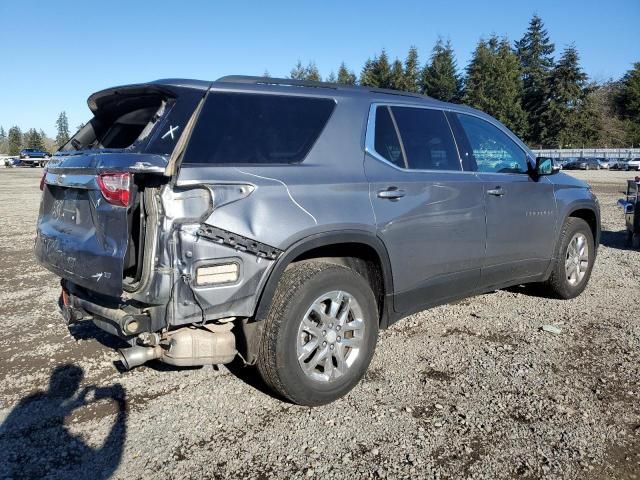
(0, 126), (6, 155)
(326, 71), (337, 83)
(337, 62), (357, 85)
(616, 62), (640, 145)
(359, 58), (377, 87)
(421, 39), (462, 102)
(463, 36), (527, 136)
(373, 50), (392, 88)
(515, 14), (555, 145)
(7, 126), (23, 156)
(24, 128), (45, 150)
(290, 60), (307, 80)
(55, 111), (70, 147)
(262, 69), (270, 78)
(305, 61), (321, 82)
(389, 59), (405, 91)
(289, 61), (321, 81)
(403, 47), (420, 93)
(541, 45), (593, 147)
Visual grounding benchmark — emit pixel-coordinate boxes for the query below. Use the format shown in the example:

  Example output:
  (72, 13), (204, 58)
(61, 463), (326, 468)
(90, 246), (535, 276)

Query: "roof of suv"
(148, 75), (468, 111)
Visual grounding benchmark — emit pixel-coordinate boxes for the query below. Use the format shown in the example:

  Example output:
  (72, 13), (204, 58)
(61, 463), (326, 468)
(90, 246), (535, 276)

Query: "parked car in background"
(612, 159), (630, 170)
(19, 148), (50, 167)
(35, 76), (601, 405)
(627, 158), (640, 171)
(595, 158), (610, 169)
(564, 158), (600, 170)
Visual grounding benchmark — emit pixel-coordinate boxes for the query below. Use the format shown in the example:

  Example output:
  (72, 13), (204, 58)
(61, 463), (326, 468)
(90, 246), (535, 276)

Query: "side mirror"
(535, 157), (558, 176)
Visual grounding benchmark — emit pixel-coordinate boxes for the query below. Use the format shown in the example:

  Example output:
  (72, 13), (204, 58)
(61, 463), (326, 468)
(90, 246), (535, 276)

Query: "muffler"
(118, 323), (236, 370)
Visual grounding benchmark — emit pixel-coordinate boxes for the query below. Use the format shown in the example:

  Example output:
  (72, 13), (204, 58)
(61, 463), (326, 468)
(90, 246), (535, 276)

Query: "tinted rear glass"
(183, 92), (335, 164)
(390, 107), (460, 171)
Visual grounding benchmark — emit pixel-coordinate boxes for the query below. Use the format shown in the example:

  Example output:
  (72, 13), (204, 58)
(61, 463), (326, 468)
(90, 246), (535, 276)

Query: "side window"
(455, 113), (529, 174)
(373, 106), (406, 168)
(183, 92), (335, 164)
(390, 107), (461, 171)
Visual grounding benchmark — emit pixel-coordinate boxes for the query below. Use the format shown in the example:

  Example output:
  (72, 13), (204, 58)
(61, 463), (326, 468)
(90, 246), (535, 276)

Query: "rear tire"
(540, 218), (595, 299)
(257, 261), (378, 406)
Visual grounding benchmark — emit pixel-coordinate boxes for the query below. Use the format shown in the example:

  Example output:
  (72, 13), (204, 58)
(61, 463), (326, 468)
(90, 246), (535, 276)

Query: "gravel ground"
(0, 168), (638, 480)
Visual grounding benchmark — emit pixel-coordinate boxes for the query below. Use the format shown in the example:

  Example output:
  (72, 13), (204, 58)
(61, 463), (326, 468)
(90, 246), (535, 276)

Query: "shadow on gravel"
(226, 359), (292, 404)
(0, 364), (127, 480)
(599, 229), (634, 250)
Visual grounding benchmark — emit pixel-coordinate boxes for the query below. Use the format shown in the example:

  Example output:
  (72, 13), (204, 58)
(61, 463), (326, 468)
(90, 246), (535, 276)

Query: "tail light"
(39, 169), (47, 191)
(97, 172), (131, 207)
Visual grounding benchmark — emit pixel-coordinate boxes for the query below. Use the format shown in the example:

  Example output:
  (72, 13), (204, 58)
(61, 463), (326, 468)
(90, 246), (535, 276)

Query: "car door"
(364, 104), (486, 314)
(447, 112), (556, 288)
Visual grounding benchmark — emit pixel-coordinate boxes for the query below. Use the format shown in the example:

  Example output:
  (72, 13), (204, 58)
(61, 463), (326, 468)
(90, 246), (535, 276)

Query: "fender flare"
(253, 230), (395, 324)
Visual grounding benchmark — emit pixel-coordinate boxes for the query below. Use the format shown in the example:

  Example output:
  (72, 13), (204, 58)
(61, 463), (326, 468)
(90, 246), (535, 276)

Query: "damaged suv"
(35, 76), (600, 405)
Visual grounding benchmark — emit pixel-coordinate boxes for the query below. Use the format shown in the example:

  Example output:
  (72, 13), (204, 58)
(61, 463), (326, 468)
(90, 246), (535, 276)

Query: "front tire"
(541, 218), (595, 299)
(257, 261), (379, 406)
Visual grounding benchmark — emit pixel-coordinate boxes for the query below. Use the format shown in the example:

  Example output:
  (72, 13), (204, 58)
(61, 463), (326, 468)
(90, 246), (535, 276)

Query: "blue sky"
(1, 0), (638, 136)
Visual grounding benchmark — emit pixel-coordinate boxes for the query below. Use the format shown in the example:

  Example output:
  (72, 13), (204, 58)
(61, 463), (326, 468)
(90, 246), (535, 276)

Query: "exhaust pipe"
(119, 345), (162, 370)
(118, 324), (236, 370)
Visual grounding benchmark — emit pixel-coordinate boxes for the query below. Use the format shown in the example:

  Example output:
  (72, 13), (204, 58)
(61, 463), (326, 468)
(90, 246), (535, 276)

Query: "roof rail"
(215, 75), (428, 100)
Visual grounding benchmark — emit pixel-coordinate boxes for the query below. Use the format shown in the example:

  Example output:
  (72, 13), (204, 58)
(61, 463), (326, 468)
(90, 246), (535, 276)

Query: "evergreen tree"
(463, 36), (527, 136)
(403, 47), (420, 93)
(372, 50), (392, 88)
(305, 61), (322, 81)
(337, 62), (357, 85)
(326, 71), (337, 83)
(7, 127), (23, 155)
(541, 45), (595, 147)
(24, 128), (45, 150)
(389, 58), (405, 91)
(515, 14), (555, 145)
(262, 69), (271, 78)
(289, 61), (321, 81)
(421, 39), (462, 102)
(290, 60), (307, 80)
(55, 111), (70, 147)
(359, 58), (377, 87)
(0, 126), (6, 155)
(616, 62), (640, 145)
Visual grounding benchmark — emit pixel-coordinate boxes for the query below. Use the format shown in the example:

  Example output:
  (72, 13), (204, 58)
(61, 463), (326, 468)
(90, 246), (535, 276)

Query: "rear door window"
(183, 92), (335, 164)
(373, 106), (406, 168)
(389, 107), (461, 171)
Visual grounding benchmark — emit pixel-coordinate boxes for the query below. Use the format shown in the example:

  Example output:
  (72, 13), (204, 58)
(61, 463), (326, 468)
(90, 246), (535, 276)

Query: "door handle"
(487, 187), (505, 197)
(378, 187), (405, 199)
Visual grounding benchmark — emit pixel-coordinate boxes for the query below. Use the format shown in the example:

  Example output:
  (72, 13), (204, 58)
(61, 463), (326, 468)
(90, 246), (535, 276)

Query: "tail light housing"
(97, 172), (131, 207)
(39, 169), (47, 191)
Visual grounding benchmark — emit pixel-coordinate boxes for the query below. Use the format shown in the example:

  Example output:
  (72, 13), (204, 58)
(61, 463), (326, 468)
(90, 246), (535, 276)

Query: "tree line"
(2, 15), (638, 153)
(0, 112), (76, 156)
(287, 15), (640, 149)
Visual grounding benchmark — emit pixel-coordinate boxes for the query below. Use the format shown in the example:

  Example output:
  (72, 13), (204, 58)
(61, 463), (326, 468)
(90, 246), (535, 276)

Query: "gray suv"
(35, 76), (600, 405)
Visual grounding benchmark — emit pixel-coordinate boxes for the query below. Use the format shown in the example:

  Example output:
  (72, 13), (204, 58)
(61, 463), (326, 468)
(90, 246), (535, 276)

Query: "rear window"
(182, 92), (335, 165)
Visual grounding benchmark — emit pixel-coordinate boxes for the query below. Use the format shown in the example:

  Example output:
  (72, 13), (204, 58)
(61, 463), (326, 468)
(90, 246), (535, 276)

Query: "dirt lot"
(0, 168), (638, 480)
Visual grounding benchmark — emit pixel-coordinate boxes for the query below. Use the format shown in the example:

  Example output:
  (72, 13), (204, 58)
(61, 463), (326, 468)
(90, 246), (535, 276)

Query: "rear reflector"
(97, 172), (131, 207)
(195, 263), (239, 285)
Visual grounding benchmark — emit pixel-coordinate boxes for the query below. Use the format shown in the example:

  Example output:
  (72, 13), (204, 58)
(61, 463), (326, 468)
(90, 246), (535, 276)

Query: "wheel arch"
(254, 230), (394, 326)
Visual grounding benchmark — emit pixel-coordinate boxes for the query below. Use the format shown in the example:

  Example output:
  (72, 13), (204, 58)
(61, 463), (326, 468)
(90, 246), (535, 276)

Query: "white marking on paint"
(161, 125), (180, 140)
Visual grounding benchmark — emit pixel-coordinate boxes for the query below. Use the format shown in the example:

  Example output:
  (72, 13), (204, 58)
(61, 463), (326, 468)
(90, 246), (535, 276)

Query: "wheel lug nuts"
(330, 344), (334, 350)
(336, 326), (341, 331)
(337, 336), (341, 342)
(322, 341), (327, 347)
(323, 330), (327, 336)
(329, 323), (333, 328)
